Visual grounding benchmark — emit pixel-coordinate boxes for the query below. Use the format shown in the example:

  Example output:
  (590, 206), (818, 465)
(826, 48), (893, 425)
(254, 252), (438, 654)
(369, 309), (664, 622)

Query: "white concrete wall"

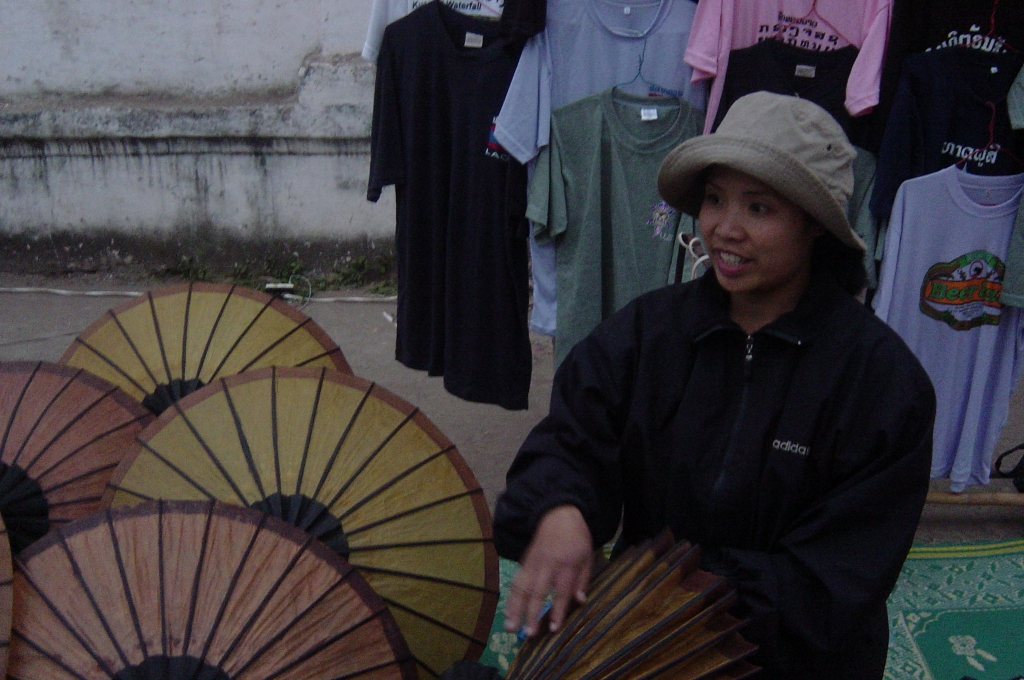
(0, 0), (393, 240)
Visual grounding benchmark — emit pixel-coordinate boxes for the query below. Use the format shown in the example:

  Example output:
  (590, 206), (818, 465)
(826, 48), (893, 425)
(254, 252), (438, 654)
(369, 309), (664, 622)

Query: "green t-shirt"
(1009, 64), (1024, 130)
(528, 88), (703, 366)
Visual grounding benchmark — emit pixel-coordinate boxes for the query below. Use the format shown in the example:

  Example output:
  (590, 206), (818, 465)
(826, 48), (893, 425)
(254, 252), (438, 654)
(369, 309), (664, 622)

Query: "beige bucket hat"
(658, 91), (865, 251)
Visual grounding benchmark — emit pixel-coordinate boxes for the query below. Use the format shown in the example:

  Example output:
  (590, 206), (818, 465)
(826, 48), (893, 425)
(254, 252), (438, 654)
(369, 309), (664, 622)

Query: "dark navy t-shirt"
(369, 2), (532, 409)
(712, 39), (858, 136)
(870, 47), (1024, 218)
(854, 0), (1024, 153)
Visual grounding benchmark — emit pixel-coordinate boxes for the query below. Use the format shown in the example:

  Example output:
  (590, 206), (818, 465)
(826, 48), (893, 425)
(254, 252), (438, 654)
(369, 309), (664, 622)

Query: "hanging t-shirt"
(849, 145), (882, 289)
(361, 0), (544, 62)
(1000, 67), (1024, 308)
(368, 2), (532, 410)
(869, 48), (1024, 219)
(684, 0), (891, 135)
(873, 165), (1024, 492)
(705, 37), (882, 287)
(494, 0), (707, 336)
(528, 89), (703, 366)
(712, 39), (858, 134)
(1010, 65), (1024, 129)
(862, 0), (1024, 154)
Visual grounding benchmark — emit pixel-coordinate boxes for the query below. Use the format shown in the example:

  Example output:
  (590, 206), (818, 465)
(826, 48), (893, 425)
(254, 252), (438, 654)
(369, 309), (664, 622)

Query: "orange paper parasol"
(59, 283), (351, 414)
(0, 514), (12, 676)
(0, 361), (152, 554)
(106, 367), (499, 679)
(9, 500), (417, 679)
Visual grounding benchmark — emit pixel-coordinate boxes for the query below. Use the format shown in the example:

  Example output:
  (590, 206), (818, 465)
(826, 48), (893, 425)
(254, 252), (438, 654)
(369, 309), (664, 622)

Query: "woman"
(494, 92), (935, 678)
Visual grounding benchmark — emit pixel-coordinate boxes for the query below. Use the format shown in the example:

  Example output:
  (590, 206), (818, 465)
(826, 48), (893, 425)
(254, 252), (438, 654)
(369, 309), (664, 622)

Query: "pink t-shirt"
(685, 0), (891, 133)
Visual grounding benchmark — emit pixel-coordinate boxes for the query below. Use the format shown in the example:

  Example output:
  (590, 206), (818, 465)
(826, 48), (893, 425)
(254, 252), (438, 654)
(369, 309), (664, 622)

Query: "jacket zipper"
(743, 333), (754, 379)
(711, 334), (755, 509)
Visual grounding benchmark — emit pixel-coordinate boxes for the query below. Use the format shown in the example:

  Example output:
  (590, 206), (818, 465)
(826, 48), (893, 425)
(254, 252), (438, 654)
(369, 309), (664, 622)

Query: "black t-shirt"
(712, 40), (858, 136)
(369, 2), (532, 410)
(499, 0), (546, 38)
(854, 0), (1024, 153)
(870, 47), (1024, 218)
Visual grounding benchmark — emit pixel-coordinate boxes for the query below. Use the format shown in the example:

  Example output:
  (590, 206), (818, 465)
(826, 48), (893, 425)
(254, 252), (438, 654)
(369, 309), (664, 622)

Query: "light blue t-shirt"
(494, 0), (707, 335)
(874, 165), (1024, 491)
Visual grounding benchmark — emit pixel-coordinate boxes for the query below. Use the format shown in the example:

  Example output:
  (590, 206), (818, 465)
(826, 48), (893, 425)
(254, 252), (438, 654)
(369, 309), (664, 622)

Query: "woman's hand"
(502, 504), (593, 638)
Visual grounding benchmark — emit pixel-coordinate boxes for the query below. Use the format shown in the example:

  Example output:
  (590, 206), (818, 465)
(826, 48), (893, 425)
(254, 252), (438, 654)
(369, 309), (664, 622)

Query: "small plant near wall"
(154, 255), (211, 281)
(0, 228), (397, 294)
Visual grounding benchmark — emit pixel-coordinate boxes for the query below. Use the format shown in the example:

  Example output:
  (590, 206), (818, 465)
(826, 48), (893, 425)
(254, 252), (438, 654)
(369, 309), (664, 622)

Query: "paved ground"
(1, 273), (1022, 545)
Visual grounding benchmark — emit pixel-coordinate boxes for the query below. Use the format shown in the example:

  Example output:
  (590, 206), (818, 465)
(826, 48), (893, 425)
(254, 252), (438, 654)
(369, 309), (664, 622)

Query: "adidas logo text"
(773, 440), (810, 457)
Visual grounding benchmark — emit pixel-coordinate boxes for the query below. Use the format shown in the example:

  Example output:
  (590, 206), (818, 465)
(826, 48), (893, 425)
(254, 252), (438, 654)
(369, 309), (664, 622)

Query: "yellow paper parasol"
(105, 367), (499, 679)
(59, 282), (351, 414)
(0, 361), (152, 554)
(9, 500), (417, 680)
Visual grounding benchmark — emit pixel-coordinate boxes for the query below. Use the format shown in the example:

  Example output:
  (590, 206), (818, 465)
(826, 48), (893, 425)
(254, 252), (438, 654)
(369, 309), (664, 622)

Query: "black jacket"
(494, 270), (935, 679)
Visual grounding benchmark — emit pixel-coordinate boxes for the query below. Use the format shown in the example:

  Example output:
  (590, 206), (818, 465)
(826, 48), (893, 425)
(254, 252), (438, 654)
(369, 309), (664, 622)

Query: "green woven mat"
(479, 558), (525, 674)
(885, 540), (1024, 680)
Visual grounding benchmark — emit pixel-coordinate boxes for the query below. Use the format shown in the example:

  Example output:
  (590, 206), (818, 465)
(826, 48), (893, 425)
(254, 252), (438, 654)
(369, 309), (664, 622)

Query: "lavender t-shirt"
(873, 165), (1024, 491)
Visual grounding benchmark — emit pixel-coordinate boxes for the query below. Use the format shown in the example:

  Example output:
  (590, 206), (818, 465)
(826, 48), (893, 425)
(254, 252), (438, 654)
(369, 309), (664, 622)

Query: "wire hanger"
(614, 36), (676, 99)
(953, 101), (1024, 173)
(770, 0), (855, 48)
(617, 37), (652, 90)
(981, 0), (1018, 53)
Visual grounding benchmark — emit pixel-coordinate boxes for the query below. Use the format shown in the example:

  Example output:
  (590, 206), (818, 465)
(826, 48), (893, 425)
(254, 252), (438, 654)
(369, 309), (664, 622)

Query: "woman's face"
(697, 166), (821, 326)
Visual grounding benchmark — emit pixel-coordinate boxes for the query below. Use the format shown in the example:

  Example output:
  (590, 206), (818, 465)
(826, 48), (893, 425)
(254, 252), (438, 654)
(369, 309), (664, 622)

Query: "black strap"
(992, 442), (1024, 492)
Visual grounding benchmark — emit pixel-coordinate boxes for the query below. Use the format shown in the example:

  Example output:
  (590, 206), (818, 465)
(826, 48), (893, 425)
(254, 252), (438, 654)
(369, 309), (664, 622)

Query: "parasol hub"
(113, 655), (230, 680)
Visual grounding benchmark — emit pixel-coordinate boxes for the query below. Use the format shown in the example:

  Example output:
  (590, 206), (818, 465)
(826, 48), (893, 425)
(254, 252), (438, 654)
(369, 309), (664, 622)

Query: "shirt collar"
(691, 267), (849, 346)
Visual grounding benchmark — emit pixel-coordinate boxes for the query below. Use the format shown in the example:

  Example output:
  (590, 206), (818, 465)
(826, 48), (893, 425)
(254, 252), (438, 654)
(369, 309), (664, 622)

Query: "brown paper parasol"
(505, 533), (759, 680)
(9, 499), (417, 680)
(0, 513), (12, 677)
(0, 361), (152, 554)
(59, 282), (351, 415)
(105, 367), (499, 679)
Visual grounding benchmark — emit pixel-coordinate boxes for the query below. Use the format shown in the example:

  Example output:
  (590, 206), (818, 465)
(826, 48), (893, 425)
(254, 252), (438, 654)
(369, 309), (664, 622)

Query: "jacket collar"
(691, 267), (849, 345)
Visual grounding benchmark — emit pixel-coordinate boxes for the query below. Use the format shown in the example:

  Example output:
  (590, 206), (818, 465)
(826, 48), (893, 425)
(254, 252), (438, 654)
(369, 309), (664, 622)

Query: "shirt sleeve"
(869, 184), (907, 321)
(1000, 203), (1024, 308)
(684, 0), (733, 134)
(493, 303), (642, 561)
(849, 147), (880, 288)
(701, 339), (935, 676)
(362, 0), (409, 63)
(869, 63), (918, 218)
(525, 122), (570, 244)
(683, 0), (724, 81)
(1009, 64), (1024, 129)
(844, 0), (892, 115)
(367, 32), (405, 202)
(525, 146), (552, 240)
(493, 32), (552, 164)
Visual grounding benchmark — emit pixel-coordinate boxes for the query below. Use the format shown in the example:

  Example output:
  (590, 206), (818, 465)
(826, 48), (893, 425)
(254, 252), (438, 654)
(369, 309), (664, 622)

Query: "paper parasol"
(59, 282), (351, 415)
(9, 500), (417, 680)
(0, 514), (12, 676)
(505, 533), (759, 680)
(105, 367), (499, 679)
(0, 361), (152, 554)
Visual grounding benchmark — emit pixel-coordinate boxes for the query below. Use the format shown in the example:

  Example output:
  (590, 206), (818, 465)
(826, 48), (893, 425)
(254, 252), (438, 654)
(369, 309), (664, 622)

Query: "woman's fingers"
(504, 567), (550, 636)
(546, 562), (581, 633)
(502, 505), (593, 638)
